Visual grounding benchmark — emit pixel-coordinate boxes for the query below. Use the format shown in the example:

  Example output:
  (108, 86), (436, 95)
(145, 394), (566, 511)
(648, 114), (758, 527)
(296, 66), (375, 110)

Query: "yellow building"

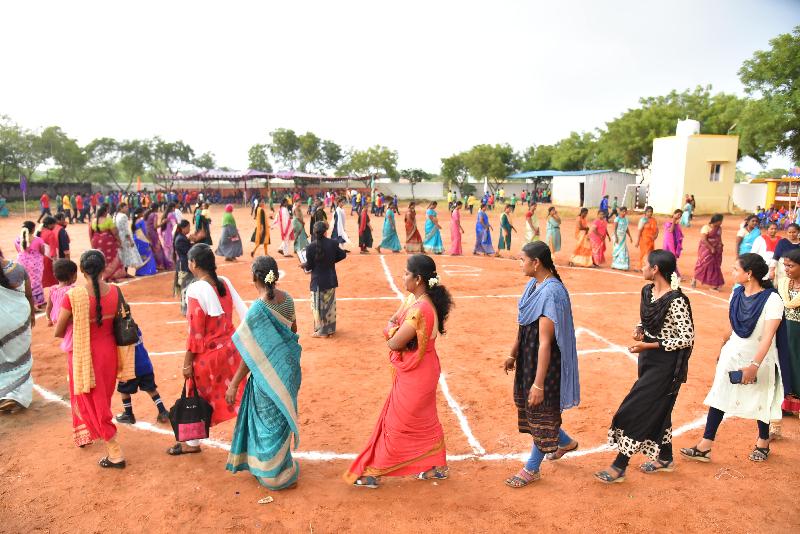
(648, 120), (739, 214)
(750, 176), (800, 209)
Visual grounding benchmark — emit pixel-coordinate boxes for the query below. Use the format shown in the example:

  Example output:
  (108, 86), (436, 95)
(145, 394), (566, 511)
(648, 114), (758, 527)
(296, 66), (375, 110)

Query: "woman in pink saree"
(449, 201), (464, 255)
(160, 203), (178, 264)
(662, 209), (684, 276)
(145, 208), (172, 270)
(346, 254), (453, 488)
(588, 210), (610, 266)
(692, 214), (725, 290)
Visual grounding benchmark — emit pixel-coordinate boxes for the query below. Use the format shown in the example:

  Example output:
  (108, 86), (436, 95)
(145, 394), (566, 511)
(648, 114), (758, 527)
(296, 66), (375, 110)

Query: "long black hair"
(738, 252), (772, 289)
(80, 249), (106, 326)
(19, 221), (35, 251)
(647, 249), (677, 285)
(313, 221), (328, 263)
(407, 254), (453, 334)
(131, 207), (144, 234)
(252, 255), (280, 300)
(521, 241), (562, 282)
(783, 247), (800, 266)
(172, 219), (191, 263)
(188, 243), (226, 296)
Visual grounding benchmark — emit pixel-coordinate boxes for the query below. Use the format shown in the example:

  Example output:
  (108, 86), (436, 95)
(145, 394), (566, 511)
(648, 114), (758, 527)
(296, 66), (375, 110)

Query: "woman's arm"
(225, 359), (250, 405)
(504, 331), (520, 374)
(54, 309), (72, 338)
(45, 291), (54, 326)
(387, 321), (416, 351)
(25, 276), (35, 328)
(529, 317), (556, 406)
(735, 236), (743, 255)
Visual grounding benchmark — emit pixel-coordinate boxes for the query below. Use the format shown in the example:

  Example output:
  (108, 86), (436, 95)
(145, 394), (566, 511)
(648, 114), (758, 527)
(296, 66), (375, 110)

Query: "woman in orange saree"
(635, 206), (659, 271)
(346, 254), (453, 488)
(569, 208), (593, 267)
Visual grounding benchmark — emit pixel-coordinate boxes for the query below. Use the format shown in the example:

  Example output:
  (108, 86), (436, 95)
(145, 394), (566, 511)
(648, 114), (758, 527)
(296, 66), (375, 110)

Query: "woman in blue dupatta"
(376, 205), (402, 253)
(423, 201), (444, 254)
(226, 256), (302, 490)
(474, 204), (495, 255)
(132, 208), (157, 276)
(736, 215), (761, 255)
(503, 241), (580, 487)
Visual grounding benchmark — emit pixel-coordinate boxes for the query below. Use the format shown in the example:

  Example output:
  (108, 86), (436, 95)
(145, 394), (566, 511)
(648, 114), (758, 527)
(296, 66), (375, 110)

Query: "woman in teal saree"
(225, 256), (302, 490)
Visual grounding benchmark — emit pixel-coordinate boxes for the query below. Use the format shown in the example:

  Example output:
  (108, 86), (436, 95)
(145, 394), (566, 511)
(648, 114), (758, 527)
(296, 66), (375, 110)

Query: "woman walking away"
(173, 220), (195, 316)
(160, 202), (178, 263)
(680, 196), (693, 228)
(773, 223), (800, 284)
(273, 199), (293, 257)
(15, 221), (46, 308)
(358, 206), (374, 254)
(570, 208), (593, 267)
(215, 204), (243, 261)
(662, 210), (684, 277)
(0, 256), (35, 415)
(423, 201), (444, 254)
(250, 199), (270, 258)
(114, 203), (144, 276)
(525, 203), (540, 244)
(474, 204), (495, 256)
(777, 249), (800, 414)
(303, 222), (347, 338)
(89, 208), (127, 281)
(596, 250), (694, 483)
(132, 208), (157, 276)
(292, 205), (309, 254)
(681, 254), (785, 464)
(611, 207), (632, 270)
(168, 243), (247, 456)
(636, 206), (659, 271)
(54, 250), (135, 466)
(736, 215), (760, 255)
(377, 204), (402, 254)
(545, 207), (561, 253)
(589, 210), (610, 266)
(404, 202), (423, 253)
(497, 205), (517, 254)
(503, 241), (580, 487)
(146, 207), (172, 270)
(346, 254), (453, 488)
(692, 214), (725, 290)
(226, 256), (302, 490)
(448, 201), (465, 255)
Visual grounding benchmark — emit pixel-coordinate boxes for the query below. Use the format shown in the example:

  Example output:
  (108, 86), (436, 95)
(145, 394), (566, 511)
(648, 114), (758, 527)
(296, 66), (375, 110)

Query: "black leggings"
(702, 406), (770, 441)
(612, 443), (673, 471)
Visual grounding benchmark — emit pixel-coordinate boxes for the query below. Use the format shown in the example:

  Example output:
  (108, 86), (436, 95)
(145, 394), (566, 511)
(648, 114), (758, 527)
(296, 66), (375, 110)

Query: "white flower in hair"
(264, 270), (277, 284)
(428, 276), (439, 288)
(670, 272), (681, 290)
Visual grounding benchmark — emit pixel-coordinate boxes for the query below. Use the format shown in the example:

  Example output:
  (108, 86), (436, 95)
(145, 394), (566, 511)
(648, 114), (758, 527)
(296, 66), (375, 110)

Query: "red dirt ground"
(1, 205), (798, 533)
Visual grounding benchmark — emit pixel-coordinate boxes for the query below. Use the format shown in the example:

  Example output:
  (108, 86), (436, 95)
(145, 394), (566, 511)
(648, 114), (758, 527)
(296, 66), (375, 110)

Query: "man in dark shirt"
(53, 213), (71, 260)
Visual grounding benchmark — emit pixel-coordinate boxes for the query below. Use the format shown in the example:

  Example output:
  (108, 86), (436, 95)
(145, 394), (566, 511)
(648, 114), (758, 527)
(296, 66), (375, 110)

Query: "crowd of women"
(2, 197), (800, 497)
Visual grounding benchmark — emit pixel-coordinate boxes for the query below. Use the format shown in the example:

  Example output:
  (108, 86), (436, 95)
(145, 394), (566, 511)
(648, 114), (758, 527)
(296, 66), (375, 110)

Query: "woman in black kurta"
(595, 249), (694, 483)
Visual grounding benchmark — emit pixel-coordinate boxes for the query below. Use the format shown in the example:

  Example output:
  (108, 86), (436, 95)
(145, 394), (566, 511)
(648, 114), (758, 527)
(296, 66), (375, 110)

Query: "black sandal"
(98, 457), (126, 469)
(748, 445), (770, 462)
(679, 446), (712, 463)
(167, 443), (201, 456)
(594, 466), (625, 484)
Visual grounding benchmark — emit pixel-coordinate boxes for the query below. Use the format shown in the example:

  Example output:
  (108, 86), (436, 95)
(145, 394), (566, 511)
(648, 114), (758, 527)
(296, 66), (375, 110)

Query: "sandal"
(594, 466), (625, 484)
(504, 467), (540, 488)
(167, 443), (201, 456)
(545, 441), (579, 461)
(353, 476), (379, 489)
(748, 445), (770, 463)
(679, 445), (712, 463)
(416, 466), (450, 480)
(0, 399), (23, 414)
(98, 456), (126, 469)
(639, 459), (675, 474)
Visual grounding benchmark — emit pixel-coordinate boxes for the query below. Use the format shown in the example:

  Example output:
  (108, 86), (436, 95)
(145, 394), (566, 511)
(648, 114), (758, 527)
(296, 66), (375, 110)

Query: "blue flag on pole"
(19, 174), (27, 193)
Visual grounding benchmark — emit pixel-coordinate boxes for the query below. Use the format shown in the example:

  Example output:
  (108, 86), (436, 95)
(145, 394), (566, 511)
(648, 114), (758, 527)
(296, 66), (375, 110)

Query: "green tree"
(297, 131), (321, 172)
(440, 153), (471, 196)
(320, 139), (343, 173)
(247, 144), (273, 172)
(340, 145), (399, 181)
(85, 137), (124, 188)
(400, 168), (431, 200)
(151, 138), (195, 189)
(738, 25), (800, 162)
(268, 128), (300, 170)
(520, 144), (555, 171)
(193, 151), (216, 170)
(551, 131), (599, 171)
(40, 126), (87, 183)
(118, 139), (152, 192)
(464, 144), (518, 193)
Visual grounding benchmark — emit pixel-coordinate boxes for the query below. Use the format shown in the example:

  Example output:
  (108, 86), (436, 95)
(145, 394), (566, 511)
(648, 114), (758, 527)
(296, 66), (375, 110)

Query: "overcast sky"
(2, 0), (797, 174)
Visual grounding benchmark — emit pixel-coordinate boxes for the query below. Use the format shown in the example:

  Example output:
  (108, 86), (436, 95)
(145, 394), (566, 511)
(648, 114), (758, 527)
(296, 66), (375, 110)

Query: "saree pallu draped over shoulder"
(345, 296), (445, 483)
(227, 300), (302, 490)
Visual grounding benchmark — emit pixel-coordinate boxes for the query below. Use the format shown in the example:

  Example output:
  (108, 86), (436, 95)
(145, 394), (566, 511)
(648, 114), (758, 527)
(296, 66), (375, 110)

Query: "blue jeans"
(525, 428), (574, 472)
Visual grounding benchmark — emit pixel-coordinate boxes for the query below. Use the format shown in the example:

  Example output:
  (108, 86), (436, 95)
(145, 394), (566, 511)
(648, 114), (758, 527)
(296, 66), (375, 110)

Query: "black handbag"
(113, 287), (139, 346)
(169, 380), (214, 442)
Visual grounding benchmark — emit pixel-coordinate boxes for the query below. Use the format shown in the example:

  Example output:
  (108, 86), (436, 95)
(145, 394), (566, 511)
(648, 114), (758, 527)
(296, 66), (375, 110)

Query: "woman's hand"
(628, 341), (648, 354)
(182, 365), (193, 379)
(632, 326), (644, 341)
(503, 356), (516, 374)
(741, 364), (758, 385)
(225, 385), (238, 405)
(528, 386), (544, 407)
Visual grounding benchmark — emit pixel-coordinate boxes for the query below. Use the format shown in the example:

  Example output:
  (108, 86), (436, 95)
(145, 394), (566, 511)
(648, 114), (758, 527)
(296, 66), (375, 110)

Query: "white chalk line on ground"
(379, 254), (486, 456)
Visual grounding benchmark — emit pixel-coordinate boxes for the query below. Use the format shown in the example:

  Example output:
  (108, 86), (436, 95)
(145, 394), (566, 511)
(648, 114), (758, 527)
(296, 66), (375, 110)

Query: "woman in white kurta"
(681, 253), (784, 464)
(272, 200), (293, 257)
(114, 203), (143, 270)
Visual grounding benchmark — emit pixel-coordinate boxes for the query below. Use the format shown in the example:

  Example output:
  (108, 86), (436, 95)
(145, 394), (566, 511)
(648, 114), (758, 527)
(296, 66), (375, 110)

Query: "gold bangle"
(532, 384), (544, 391)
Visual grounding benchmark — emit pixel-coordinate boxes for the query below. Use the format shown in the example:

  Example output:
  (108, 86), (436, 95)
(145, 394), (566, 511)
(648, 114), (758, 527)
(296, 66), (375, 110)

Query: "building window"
(709, 163), (721, 182)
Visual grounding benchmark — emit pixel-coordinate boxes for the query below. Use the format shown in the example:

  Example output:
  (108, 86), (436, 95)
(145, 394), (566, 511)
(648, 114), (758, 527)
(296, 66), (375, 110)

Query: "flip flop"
(167, 443), (201, 456)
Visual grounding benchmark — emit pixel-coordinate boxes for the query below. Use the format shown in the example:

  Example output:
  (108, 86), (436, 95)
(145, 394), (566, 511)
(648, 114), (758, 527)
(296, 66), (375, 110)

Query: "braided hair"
(521, 241), (563, 282)
(80, 249), (107, 326)
(406, 254), (453, 334)
(20, 221), (35, 251)
(188, 243), (226, 296)
(252, 255), (279, 300)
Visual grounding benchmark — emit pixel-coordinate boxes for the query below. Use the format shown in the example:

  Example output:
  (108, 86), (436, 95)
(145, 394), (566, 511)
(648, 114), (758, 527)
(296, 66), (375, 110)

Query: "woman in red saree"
(569, 208), (593, 267)
(89, 205), (127, 281)
(404, 202), (423, 253)
(55, 250), (135, 468)
(168, 243), (247, 455)
(588, 210), (611, 266)
(346, 254), (454, 488)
